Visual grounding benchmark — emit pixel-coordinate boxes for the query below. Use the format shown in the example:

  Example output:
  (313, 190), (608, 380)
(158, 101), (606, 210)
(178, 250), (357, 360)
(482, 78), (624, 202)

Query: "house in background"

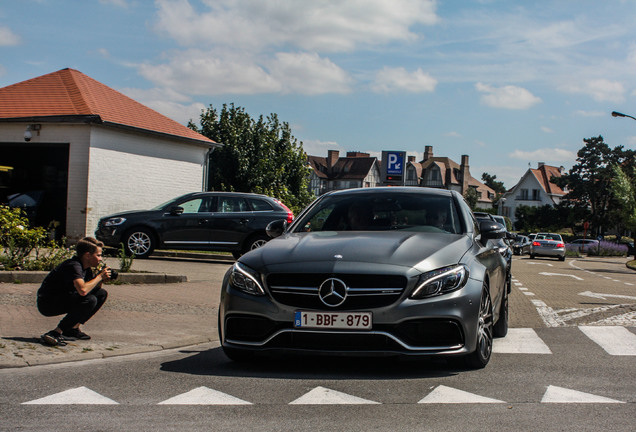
(307, 150), (381, 196)
(307, 146), (496, 209)
(0, 68), (219, 242)
(499, 162), (566, 226)
(418, 146), (496, 209)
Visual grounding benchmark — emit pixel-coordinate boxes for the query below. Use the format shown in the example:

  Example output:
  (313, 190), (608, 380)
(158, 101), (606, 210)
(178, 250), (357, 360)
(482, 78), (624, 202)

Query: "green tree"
(610, 163), (636, 258)
(189, 104), (314, 214)
(481, 172), (506, 196)
(553, 136), (631, 236)
(464, 187), (478, 209)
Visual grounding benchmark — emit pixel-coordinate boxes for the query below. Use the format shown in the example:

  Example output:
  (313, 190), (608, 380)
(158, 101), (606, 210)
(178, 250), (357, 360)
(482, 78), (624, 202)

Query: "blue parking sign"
(386, 152), (404, 175)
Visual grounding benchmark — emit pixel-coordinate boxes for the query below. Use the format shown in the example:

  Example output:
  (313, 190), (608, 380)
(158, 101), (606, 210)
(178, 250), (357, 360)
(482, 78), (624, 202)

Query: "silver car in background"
(530, 232), (566, 261)
(218, 187), (509, 369)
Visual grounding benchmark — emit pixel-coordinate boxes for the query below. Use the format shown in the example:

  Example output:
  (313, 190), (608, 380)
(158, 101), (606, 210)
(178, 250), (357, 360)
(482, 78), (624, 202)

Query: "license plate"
(294, 311), (372, 329)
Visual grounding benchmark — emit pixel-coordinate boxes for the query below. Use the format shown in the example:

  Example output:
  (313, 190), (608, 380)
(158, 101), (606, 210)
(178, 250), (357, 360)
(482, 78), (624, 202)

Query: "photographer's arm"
(73, 268), (111, 296)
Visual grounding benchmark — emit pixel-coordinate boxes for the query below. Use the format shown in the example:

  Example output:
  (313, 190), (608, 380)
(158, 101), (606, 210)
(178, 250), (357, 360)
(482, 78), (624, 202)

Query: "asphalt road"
(1, 255), (634, 431)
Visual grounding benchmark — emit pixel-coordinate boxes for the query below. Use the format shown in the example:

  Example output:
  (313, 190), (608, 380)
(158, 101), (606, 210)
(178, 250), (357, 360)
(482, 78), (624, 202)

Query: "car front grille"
(266, 273), (407, 310)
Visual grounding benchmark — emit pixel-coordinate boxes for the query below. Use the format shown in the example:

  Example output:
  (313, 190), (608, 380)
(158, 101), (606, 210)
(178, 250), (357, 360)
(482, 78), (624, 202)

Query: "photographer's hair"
(76, 237), (104, 257)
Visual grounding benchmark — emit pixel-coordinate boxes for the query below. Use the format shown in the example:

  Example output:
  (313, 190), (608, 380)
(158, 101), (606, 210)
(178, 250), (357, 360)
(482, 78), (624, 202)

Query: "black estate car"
(95, 192), (294, 258)
(219, 187), (509, 368)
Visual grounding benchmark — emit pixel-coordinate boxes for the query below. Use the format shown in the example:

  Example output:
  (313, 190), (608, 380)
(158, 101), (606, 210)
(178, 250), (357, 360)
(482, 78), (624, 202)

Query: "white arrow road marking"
(579, 291), (636, 301)
(419, 386), (504, 404)
(539, 272), (583, 280)
(493, 328), (552, 354)
(579, 326), (636, 355)
(289, 386), (380, 405)
(531, 299), (565, 327)
(22, 386), (118, 405)
(158, 386), (251, 405)
(541, 385), (624, 403)
(527, 262), (553, 266)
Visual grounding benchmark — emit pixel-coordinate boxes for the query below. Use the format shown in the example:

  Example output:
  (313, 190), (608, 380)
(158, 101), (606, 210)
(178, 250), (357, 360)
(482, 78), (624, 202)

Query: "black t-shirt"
(37, 257), (94, 298)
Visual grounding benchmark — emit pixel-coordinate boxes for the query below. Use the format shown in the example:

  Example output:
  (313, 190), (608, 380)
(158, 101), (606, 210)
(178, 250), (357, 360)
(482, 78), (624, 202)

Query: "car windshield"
(536, 234), (562, 241)
(293, 192), (463, 234)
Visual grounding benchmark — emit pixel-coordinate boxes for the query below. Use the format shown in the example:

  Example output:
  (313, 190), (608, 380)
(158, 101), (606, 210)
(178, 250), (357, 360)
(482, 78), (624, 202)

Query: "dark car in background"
(96, 192), (293, 258)
(219, 187), (509, 369)
(512, 235), (532, 255)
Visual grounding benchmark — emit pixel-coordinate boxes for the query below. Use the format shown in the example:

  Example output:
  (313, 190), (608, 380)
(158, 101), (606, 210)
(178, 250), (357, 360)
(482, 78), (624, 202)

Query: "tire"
(558, 256), (565, 261)
(493, 290), (508, 338)
(123, 227), (155, 258)
(464, 287), (494, 369)
(530, 254), (535, 259)
(244, 234), (270, 254)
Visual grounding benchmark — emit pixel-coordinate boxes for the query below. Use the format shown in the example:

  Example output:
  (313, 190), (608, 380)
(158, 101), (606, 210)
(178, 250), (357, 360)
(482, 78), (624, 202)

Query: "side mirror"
(169, 206), (184, 216)
(479, 220), (506, 240)
(266, 219), (287, 238)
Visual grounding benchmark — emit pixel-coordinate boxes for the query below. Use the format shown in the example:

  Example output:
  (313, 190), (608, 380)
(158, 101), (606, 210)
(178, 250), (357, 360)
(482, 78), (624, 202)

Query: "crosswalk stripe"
(579, 326), (636, 355)
(493, 328), (552, 354)
(22, 386), (118, 405)
(418, 386), (504, 404)
(289, 386), (380, 405)
(158, 386), (251, 405)
(541, 385), (624, 403)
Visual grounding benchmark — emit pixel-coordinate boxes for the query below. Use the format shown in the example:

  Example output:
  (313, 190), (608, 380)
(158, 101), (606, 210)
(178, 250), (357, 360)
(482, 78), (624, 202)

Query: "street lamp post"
(611, 111), (636, 121)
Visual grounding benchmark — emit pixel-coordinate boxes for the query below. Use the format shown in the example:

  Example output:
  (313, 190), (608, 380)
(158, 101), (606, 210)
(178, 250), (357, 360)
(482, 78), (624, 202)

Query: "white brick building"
(0, 69), (219, 242)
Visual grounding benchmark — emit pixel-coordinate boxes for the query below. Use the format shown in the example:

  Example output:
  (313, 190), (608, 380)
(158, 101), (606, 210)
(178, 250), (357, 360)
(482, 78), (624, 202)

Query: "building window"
(407, 168), (415, 181)
(532, 189), (540, 200)
(520, 189), (529, 200)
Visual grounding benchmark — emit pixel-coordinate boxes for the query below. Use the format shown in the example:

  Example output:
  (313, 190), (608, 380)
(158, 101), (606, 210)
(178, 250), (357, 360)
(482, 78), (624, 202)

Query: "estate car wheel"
(465, 287), (493, 369)
(124, 228), (155, 258)
(244, 234), (269, 254)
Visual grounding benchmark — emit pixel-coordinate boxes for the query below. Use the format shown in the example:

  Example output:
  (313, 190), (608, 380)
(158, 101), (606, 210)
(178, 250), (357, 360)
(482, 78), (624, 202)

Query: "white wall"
(86, 126), (208, 237)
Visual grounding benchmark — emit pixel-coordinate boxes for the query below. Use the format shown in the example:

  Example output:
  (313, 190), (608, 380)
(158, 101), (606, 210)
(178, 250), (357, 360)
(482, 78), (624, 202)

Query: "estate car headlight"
(229, 262), (265, 296)
(103, 217), (126, 226)
(410, 264), (469, 299)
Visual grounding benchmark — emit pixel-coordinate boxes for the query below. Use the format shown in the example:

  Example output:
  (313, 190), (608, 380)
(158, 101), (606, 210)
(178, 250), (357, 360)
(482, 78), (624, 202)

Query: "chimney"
(538, 162), (545, 168)
(423, 146), (433, 161)
(408, 156), (416, 163)
(460, 155), (470, 194)
(327, 150), (339, 169)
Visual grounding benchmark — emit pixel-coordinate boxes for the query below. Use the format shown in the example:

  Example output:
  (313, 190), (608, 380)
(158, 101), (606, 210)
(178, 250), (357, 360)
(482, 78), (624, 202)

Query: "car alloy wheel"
(125, 228), (154, 258)
(465, 287), (493, 369)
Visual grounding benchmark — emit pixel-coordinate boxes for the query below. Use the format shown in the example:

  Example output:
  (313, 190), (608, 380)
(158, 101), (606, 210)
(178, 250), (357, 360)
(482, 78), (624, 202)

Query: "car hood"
(240, 231), (473, 273)
(100, 209), (161, 220)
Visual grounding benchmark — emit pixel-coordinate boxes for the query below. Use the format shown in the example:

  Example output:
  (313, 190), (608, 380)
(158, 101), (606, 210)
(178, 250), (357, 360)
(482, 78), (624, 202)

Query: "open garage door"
(0, 142), (69, 240)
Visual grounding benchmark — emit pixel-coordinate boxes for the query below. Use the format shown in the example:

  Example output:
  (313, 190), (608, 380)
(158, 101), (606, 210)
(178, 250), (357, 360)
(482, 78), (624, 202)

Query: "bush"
(0, 205), (72, 270)
(587, 240), (629, 257)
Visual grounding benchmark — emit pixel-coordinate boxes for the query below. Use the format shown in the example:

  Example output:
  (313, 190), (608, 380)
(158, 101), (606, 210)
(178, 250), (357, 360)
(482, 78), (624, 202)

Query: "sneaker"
(62, 328), (91, 340)
(41, 330), (67, 347)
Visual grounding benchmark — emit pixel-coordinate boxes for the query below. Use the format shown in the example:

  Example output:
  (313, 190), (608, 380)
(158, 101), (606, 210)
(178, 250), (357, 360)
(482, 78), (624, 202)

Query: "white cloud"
(475, 83), (542, 109)
(574, 110), (605, 117)
(119, 86), (206, 125)
(268, 52), (353, 95)
(153, 0), (438, 53)
(508, 148), (576, 164)
(0, 26), (20, 46)
(560, 79), (625, 103)
(302, 139), (344, 156)
(445, 131), (461, 138)
(99, 0), (129, 7)
(138, 50), (282, 95)
(541, 126), (554, 133)
(371, 67), (437, 94)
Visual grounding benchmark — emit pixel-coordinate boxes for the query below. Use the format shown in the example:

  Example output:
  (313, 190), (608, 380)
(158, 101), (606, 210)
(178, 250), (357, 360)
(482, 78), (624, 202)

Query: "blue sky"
(2, 0), (636, 188)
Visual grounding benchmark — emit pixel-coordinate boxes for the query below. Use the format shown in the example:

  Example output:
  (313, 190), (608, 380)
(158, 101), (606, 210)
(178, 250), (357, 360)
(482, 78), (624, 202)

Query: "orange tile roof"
(0, 68), (214, 144)
(531, 164), (566, 196)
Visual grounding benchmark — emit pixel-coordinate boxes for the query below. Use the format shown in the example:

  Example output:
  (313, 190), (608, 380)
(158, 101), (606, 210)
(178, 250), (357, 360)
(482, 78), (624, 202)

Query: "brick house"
(0, 68), (219, 242)
(307, 150), (381, 196)
(499, 162), (566, 226)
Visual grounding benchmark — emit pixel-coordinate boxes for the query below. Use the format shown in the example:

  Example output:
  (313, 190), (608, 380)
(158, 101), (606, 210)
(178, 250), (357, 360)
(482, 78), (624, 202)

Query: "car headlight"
(411, 264), (469, 299)
(104, 217), (126, 226)
(229, 262), (265, 296)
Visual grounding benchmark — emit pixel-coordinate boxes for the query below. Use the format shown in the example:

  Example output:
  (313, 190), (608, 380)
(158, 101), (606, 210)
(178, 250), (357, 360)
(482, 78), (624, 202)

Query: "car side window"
(218, 197), (249, 212)
(249, 198), (274, 211)
(179, 198), (204, 214)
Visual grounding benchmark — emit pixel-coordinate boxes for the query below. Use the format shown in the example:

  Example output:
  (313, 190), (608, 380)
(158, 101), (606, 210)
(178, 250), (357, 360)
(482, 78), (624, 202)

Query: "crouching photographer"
(37, 237), (111, 346)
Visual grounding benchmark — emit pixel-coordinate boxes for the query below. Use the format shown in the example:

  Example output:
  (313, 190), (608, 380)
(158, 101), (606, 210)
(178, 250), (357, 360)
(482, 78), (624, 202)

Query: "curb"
(0, 271), (187, 284)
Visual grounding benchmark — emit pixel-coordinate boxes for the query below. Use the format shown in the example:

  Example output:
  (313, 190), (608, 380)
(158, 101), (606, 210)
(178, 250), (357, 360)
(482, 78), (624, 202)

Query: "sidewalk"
(0, 253), (233, 368)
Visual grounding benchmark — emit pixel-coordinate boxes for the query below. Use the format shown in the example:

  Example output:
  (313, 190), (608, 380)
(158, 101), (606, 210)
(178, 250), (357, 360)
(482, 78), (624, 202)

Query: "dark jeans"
(37, 288), (108, 332)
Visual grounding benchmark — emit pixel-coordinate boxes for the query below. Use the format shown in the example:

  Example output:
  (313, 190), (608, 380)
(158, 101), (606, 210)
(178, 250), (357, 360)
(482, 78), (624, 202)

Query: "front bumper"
(219, 273), (484, 357)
